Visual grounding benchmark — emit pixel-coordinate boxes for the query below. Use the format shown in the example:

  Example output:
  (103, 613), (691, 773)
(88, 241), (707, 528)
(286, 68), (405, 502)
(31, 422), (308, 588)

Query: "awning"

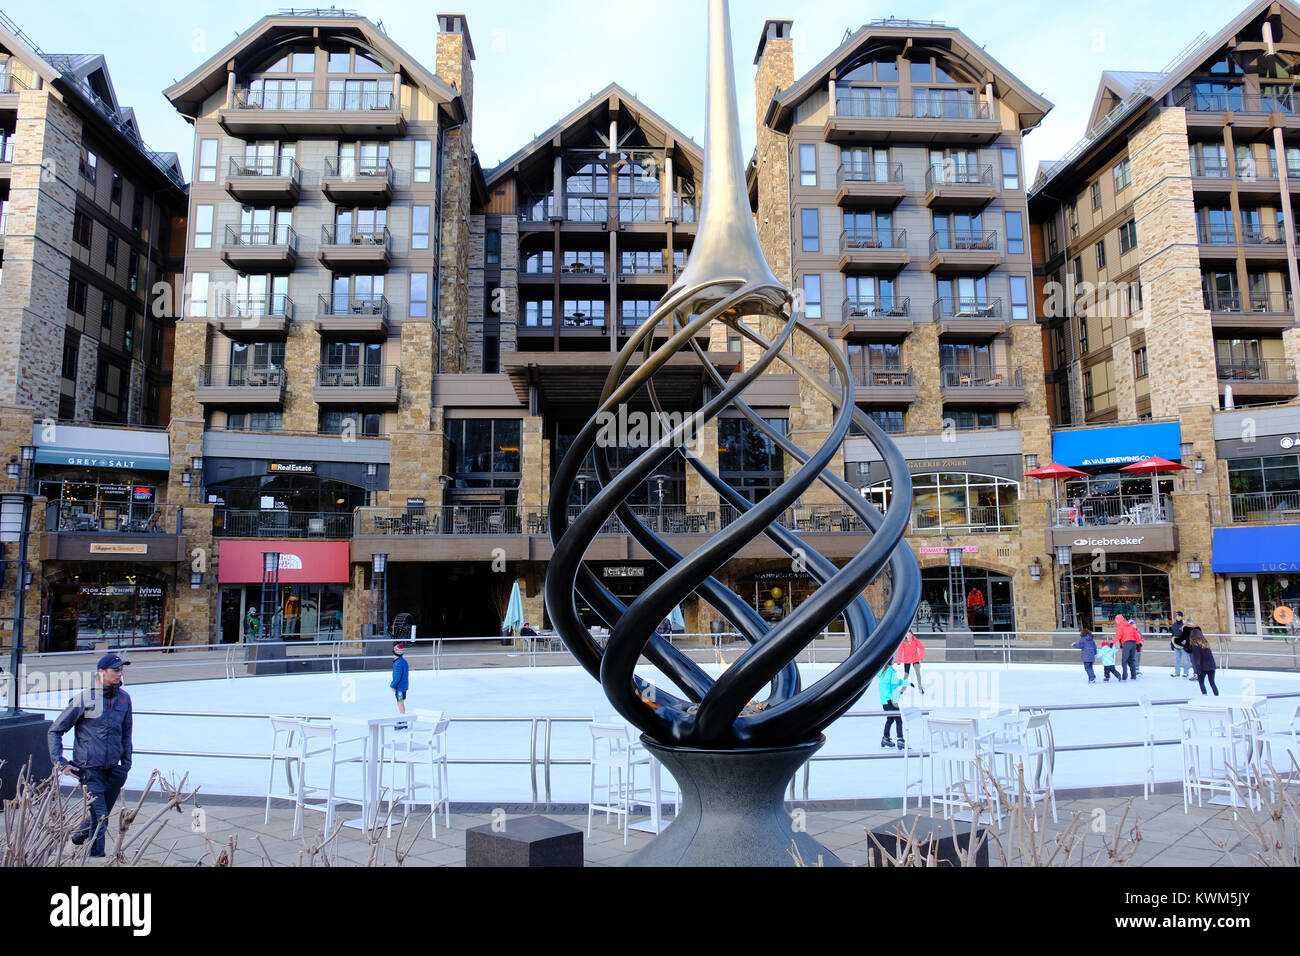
(1211, 526), (1300, 574)
(33, 424), (171, 472)
(1052, 422), (1182, 468)
(217, 541), (352, 584)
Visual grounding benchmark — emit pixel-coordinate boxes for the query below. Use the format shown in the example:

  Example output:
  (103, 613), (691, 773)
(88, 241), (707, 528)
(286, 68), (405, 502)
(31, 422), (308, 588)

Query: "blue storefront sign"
(1052, 422), (1183, 468)
(32, 424), (171, 472)
(1212, 526), (1300, 574)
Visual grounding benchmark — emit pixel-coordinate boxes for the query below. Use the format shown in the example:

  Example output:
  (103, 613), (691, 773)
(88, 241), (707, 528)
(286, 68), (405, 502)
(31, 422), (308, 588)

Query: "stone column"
(906, 322), (942, 433)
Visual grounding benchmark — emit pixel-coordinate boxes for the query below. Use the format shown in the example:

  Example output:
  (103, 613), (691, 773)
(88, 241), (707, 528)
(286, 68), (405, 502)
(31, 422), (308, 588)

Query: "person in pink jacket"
(895, 631), (926, 695)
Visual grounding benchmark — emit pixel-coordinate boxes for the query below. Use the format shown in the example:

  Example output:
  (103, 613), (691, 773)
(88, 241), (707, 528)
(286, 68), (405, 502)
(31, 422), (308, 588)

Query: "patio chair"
(925, 716), (1003, 827)
(380, 711), (450, 836)
(900, 707), (930, 811)
(294, 720), (368, 837)
(588, 721), (648, 845)
(1137, 695), (1157, 800)
(264, 716), (305, 825)
(992, 712), (1057, 824)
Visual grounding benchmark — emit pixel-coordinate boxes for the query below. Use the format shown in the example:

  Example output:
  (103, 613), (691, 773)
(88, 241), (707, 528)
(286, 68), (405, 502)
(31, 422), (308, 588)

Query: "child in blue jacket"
(1071, 626), (1098, 684)
(391, 643), (410, 714)
(878, 662), (911, 749)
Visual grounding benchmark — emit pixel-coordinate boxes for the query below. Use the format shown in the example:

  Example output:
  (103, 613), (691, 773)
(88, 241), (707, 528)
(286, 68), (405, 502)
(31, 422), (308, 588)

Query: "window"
(189, 272), (209, 317)
(226, 412), (283, 433)
(410, 272), (428, 318)
(1072, 257), (1083, 287)
(127, 252), (139, 293)
(320, 411), (383, 438)
(105, 233), (118, 267)
(194, 205), (214, 249)
(1005, 211), (1024, 255)
(198, 139), (218, 182)
(870, 472), (1020, 532)
(1000, 148), (1020, 190)
(132, 194), (143, 234)
(868, 410), (905, 435)
(1118, 219), (1138, 253)
(111, 172), (123, 205)
(1113, 158), (1132, 192)
(1068, 204), (1079, 239)
(67, 278), (87, 313)
(1133, 347), (1149, 379)
(80, 148), (97, 182)
(799, 144), (818, 187)
(100, 296), (113, 332)
(802, 274), (822, 319)
(62, 338), (78, 379)
(1045, 219), (1059, 257)
(411, 205), (430, 250)
(73, 210), (92, 248)
(719, 418), (787, 506)
(524, 301), (553, 327)
(447, 419), (523, 481)
(801, 208), (820, 252)
(95, 357), (129, 422)
(486, 227), (500, 265)
(1095, 239), (1107, 269)
(1090, 181), (1102, 210)
(1009, 276), (1030, 320)
(944, 410), (998, 431)
(414, 140), (433, 183)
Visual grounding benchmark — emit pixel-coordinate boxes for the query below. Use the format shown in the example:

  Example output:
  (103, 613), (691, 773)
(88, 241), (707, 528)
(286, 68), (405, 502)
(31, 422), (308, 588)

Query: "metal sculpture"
(544, 0), (921, 864)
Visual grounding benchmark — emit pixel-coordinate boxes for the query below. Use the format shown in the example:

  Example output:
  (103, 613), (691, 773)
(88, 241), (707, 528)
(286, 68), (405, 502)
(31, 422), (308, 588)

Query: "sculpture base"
(626, 736), (843, 867)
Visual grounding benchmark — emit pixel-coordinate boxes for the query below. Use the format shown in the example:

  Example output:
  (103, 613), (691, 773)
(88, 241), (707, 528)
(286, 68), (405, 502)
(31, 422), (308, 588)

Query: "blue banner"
(1051, 422), (1183, 468)
(1212, 526), (1300, 574)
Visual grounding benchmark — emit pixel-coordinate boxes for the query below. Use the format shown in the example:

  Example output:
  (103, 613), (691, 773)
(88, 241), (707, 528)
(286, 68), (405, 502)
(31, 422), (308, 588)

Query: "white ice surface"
(28, 662), (1300, 805)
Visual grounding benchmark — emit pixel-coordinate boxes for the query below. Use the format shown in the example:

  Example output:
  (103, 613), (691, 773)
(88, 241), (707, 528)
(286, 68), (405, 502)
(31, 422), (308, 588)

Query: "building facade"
(0, 14), (189, 653)
(1029, 0), (1300, 638)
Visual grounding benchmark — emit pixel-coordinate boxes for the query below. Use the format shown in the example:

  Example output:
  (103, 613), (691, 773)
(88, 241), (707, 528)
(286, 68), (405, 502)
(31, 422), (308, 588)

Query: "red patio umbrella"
(1121, 457), (1189, 518)
(1024, 463), (1089, 522)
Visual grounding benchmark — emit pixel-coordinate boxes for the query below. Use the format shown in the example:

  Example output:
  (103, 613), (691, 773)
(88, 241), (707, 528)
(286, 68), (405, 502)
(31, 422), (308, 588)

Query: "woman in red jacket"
(895, 631), (926, 695)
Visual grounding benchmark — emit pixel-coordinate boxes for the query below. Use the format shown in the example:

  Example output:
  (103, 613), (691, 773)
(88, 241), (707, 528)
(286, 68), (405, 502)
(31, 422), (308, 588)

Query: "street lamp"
(945, 536), (966, 630)
(190, 571), (203, 589)
(1188, 555), (1203, 580)
(1, 492), (35, 716)
(366, 462), (378, 507)
(1193, 455), (1205, 476)
(4, 459), (17, 482)
(1179, 441), (1194, 461)
(370, 553), (389, 639)
(260, 551), (280, 642)
(19, 445), (34, 493)
(1024, 453), (1039, 471)
(1029, 556), (1043, 582)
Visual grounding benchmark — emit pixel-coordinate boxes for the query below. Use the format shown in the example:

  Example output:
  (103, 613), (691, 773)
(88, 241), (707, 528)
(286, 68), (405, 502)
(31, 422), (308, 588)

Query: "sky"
(5, 0), (1249, 182)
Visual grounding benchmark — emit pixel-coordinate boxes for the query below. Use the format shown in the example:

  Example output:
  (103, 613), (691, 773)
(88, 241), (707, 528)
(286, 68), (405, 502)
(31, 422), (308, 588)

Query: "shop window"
(1062, 560), (1170, 634)
(870, 472), (1019, 534)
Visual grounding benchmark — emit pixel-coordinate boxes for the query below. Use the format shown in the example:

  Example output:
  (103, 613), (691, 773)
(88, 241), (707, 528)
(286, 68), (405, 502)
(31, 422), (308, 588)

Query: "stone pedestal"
(627, 736), (843, 867)
(465, 815), (583, 867)
(867, 814), (988, 867)
(0, 712), (54, 801)
(245, 641), (288, 676)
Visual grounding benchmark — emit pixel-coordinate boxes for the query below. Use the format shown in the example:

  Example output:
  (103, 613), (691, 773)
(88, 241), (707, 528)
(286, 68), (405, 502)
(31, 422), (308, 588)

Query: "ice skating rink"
(27, 662), (1300, 804)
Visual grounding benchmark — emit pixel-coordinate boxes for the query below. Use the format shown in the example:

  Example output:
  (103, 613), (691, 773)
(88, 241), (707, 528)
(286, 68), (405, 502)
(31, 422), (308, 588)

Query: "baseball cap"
(97, 653), (131, 670)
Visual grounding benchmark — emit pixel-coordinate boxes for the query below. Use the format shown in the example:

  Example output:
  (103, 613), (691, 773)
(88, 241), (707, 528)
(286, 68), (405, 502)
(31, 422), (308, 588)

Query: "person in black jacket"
(48, 653), (134, 858)
(1186, 626), (1218, 697)
(1170, 611), (1192, 679)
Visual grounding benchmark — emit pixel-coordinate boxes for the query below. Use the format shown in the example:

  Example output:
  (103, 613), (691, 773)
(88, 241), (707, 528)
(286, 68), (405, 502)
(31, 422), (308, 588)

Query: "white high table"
(337, 714), (413, 831)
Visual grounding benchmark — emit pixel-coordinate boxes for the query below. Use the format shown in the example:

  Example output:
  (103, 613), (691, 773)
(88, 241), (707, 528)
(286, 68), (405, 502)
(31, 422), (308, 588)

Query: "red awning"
(1120, 456), (1189, 475)
(1024, 462), (1089, 479)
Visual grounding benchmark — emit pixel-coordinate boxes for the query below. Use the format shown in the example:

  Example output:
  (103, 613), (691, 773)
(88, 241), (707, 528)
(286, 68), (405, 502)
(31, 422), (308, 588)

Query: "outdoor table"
(338, 714), (422, 831)
(1182, 696), (1265, 807)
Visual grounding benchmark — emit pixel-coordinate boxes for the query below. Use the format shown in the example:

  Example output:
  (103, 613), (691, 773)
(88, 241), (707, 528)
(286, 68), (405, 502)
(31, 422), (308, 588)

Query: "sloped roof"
(764, 21), (1053, 133)
(163, 12), (462, 122)
(484, 83), (703, 187)
(1084, 70), (1163, 134)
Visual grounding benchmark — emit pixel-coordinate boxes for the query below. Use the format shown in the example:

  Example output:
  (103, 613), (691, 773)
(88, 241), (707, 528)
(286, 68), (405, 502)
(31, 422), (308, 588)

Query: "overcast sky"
(9, 0), (1245, 181)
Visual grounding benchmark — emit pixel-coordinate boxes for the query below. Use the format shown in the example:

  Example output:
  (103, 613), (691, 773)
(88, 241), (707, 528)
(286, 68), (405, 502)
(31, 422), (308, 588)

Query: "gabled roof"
(764, 21), (1053, 134)
(484, 83), (703, 188)
(163, 12), (463, 122)
(1032, 0), (1300, 200)
(1084, 71), (1163, 135)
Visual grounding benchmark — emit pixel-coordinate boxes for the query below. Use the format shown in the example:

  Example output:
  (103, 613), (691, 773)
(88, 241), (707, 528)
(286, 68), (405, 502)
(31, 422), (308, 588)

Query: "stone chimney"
(754, 18), (795, 288)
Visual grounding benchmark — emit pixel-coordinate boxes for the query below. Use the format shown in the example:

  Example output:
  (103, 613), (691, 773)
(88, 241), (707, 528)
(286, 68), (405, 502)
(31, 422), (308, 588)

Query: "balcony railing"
(48, 503), (184, 535)
(847, 366), (913, 388)
(934, 297), (1003, 319)
(1212, 492), (1300, 525)
(0, 73), (30, 93)
(924, 164), (995, 189)
(669, 197), (697, 223)
(912, 504), (1019, 534)
(1204, 291), (1294, 313)
(316, 294), (390, 319)
(718, 503), (871, 532)
(1176, 86), (1300, 115)
(1052, 494), (1174, 528)
(199, 365), (285, 388)
(565, 198), (608, 223)
(834, 92), (990, 121)
(842, 297), (911, 319)
(1189, 155), (1231, 178)
(1238, 225), (1287, 246)
(618, 198), (661, 222)
(315, 365), (401, 389)
(228, 155), (302, 182)
(619, 259), (676, 277)
(561, 259), (607, 275)
(232, 89), (397, 113)
(520, 196), (556, 222)
(215, 509), (353, 539)
(0, 137), (13, 163)
(1216, 359), (1297, 382)
(929, 230), (999, 254)
(320, 224), (391, 250)
(323, 156), (395, 186)
(837, 161), (904, 186)
(224, 224), (298, 250)
(939, 365), (1023, 388)
(220, 294), (295, 321)
(1196, 223), (1238, 244)
(841, 228), (907, 251)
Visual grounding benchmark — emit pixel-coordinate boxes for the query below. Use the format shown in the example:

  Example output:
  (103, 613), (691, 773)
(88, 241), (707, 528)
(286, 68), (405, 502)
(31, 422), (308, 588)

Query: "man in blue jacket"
(48, 653), (134, 858)
(391, 643), (410, 714)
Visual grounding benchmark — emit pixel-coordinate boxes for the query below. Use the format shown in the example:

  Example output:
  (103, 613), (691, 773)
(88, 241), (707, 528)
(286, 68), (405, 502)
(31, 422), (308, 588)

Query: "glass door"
(1229, 576), (1259, 634)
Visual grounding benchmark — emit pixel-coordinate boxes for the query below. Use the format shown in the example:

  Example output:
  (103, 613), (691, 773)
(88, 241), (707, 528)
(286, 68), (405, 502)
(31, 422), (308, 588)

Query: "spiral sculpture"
(545, 0), (921, 753)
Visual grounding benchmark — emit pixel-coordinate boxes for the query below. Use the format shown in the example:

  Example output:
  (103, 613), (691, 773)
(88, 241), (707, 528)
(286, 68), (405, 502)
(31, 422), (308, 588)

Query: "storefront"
(913, 556), (1015, 634)
(1213, 526), (1300, 637)
(43, 572), (168, 652)
(216, 541), (350, 642)
(206, 459), (379, 538)
(1051, 422), (1186, 525)
(1059, 560), (1172, 635)
(32, 424), (171, 531)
